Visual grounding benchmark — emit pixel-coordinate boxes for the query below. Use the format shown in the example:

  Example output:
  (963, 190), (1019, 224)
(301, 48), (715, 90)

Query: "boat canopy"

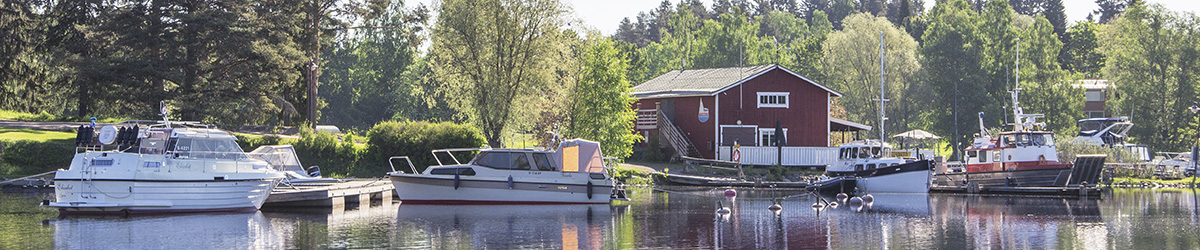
(555, 139), (606, 173)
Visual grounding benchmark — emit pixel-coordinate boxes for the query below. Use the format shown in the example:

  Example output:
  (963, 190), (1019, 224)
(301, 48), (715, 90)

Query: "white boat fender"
(587, 181), (594, 199)
(861, 194), (874, 204)
(724, 188), (737, 197)
(811, 202), (824, 209)
(507, 176), (514, 189)
(769, 201), (782, 211)
(453, 173), (460, 190)
(836, 193), (848, 203)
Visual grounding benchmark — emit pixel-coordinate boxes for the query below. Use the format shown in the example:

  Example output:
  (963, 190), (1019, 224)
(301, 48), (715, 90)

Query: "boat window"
(533, 153), (556, 171)
(473, 152), (512, 169)
(855, 164), (864, 172)
(1030, 134), (1046, 146)
(167, 138), (188, 158)
(980, 150), (989, 162)
(512, 153), (532, 170)
(870, 147), (882, 158)
(967, 151), (977, 161)
(858, 148), (870, 158)
(867, 164), (876, 170)
(1002, 135), (1014, 147)
(430, 167), (476, 176)
(187, 139), (246, 160)
(1042, 134), (1055, 146)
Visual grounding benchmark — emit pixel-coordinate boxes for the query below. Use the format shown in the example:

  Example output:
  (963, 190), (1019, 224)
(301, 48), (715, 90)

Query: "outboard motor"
(306, 166), (321, 178)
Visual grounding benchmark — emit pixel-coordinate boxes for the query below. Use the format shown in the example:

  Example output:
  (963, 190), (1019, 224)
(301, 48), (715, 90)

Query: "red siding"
(634, 68), (833, 159)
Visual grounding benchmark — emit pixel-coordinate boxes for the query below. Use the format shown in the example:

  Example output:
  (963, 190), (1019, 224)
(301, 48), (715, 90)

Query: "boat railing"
(431, 148), (485, 166)
(388, 156), (418, 174)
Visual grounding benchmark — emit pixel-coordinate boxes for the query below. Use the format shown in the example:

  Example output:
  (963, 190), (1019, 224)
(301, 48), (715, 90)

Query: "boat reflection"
(393, 204), (613, 249)
(52, 211), (285, 249)
(930, 194), (1105, 249)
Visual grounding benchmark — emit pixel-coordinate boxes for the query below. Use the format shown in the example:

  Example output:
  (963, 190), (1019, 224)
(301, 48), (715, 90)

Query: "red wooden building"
(632, 64), (869, 166)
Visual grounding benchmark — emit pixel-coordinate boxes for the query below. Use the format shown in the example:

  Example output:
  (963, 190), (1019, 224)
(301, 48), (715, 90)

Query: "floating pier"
(264, 179), (395, 208)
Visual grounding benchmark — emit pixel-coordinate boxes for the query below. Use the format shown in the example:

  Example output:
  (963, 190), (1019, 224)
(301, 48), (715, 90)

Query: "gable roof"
(631, 64), (843, 98)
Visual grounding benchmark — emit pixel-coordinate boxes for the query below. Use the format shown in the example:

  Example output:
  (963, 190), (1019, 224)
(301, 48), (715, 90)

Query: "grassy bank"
(1111, 177), (1200, 187)
(0, 110), (127, 123)
(0, 128), (76, 176)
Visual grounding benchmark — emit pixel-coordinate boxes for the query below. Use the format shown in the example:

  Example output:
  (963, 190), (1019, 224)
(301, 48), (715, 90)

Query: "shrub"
(365, 121), (486, 174)
(293, 128), (366, 177)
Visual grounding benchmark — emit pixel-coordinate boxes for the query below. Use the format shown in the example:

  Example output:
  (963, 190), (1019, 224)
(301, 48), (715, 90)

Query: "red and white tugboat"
(933, 88), (1106, 190)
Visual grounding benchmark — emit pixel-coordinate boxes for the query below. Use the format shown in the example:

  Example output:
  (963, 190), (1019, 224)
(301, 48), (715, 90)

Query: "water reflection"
(10, 188), (1200, 249)
(393, 204), (613, 249)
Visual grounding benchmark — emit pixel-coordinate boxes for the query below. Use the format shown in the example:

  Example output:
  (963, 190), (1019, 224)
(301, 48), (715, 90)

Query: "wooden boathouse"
(632, 64), (870, 167)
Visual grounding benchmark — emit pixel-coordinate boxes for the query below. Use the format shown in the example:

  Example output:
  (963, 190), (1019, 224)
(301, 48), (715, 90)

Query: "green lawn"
(0, 128), (76, 142)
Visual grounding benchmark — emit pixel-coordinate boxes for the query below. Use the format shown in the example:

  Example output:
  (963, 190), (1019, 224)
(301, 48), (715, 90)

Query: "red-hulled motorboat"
(934, 88), (1106, 189)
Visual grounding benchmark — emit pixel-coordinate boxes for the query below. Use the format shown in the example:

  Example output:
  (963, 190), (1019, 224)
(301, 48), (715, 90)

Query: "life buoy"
(1038, 155), (1047, 165)
(732, 149), (742, 163)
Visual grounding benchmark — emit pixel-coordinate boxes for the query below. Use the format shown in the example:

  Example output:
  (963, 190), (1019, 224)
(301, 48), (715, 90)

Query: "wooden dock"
(663, 173), (808, 188)
(264, 179), (395, 208)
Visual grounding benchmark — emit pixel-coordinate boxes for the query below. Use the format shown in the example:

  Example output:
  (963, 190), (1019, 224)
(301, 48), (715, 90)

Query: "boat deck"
(265, 179), (395, 208)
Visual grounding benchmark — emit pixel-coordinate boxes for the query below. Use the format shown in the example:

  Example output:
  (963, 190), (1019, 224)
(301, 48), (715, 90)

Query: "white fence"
(717, 146), (838, 167)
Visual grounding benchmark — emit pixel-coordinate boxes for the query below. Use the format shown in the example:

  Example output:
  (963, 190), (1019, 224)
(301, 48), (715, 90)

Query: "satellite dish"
(97, 126), (118, 145)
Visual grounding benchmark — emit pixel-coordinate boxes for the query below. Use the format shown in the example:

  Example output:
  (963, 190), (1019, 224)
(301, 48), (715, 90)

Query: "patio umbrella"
(892, 129), (942, 140)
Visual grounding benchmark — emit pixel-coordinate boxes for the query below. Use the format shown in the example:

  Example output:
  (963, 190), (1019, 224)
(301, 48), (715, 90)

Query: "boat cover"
(555, 139), (606, 173)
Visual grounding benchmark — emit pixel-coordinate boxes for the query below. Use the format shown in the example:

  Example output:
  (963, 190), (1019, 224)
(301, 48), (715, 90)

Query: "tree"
(922, 0), (987, 159)
(299, 0), (389, 127)
(1018, 16), (1081, 136)
(827, 0), (855, 29)
(429, 0), (569, 147)
(1093, 0), (1138, 24)
(1101, 3), (1199, 152)
(0, 0), (52, 113)
(1061, 21), (1104, 77)
(566, 38), (642, 159)
(823, 13), (923, 138)
(320, 2), (429, 130)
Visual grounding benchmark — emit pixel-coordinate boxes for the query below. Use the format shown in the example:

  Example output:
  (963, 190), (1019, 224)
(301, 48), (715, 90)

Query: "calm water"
(3, 187), (1200, 249)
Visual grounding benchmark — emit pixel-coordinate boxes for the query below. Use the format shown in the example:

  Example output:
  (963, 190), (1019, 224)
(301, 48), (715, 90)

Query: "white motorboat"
(49, 119), (285, 214)
(387, 139), (618, 204)
(824, 140), (932, 194)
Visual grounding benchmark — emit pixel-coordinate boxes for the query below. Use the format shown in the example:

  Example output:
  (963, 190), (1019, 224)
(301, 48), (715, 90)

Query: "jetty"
(264, 179), (395, 208)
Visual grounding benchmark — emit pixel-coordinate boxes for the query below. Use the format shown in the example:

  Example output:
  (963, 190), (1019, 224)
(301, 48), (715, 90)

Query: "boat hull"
(857, 169), (930, 193)
(934, 155), (1107, 189)
(390, 174), (613, 204)
(50, 178), (277, 214)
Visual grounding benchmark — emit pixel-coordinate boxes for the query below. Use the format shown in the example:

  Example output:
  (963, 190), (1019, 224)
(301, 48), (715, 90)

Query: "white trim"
(827, 95), (831, 147)
(757, 92), (790, 108)
(714, 96), (720, 157)
(757, 128), (789, 146)
(711, 64), (844, 97)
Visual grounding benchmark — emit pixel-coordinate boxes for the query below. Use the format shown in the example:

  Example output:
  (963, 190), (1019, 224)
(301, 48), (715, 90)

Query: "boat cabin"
(964, 132), (1064, 172)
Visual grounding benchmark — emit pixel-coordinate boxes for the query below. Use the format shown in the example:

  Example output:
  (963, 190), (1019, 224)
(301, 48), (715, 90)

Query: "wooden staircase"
(655, 111), (702, 159)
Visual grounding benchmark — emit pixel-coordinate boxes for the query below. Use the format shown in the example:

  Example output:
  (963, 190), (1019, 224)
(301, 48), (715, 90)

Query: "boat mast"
(877, 31), (888, 146)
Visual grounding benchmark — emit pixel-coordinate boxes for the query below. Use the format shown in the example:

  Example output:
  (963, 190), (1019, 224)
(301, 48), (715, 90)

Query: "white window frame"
(757, 92), (790, 108)
(757, 128), (789, 146)
(1085, 91), (1105, 102)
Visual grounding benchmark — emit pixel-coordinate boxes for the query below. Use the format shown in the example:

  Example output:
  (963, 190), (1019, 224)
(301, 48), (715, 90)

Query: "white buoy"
(769, 202), (782, 211)
(724, 188), (737, 197)
(717, 201), (731, 214)
(811, 202), (824, 208)
(861, 194), (874, 204)
(836, 193), (848, 203)
(848, 197), (864, 207)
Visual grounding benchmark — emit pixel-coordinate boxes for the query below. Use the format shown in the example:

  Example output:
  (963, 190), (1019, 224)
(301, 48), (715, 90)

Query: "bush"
(0, 139), (76, 176)
(365, 121), (486, 174)
(293, 128), (366, 177)
(236, 134), (283, 151)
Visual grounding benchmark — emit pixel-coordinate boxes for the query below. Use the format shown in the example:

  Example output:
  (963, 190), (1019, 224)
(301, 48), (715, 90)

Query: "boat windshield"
(168, 138), (247, 160)
(1002, 133), (1054, 147)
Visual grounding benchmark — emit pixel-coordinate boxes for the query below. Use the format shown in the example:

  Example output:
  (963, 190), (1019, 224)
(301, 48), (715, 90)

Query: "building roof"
(830, 118), (871, 132)
(1072, 79), (1110, 90)
(632, 64), (843, 98)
